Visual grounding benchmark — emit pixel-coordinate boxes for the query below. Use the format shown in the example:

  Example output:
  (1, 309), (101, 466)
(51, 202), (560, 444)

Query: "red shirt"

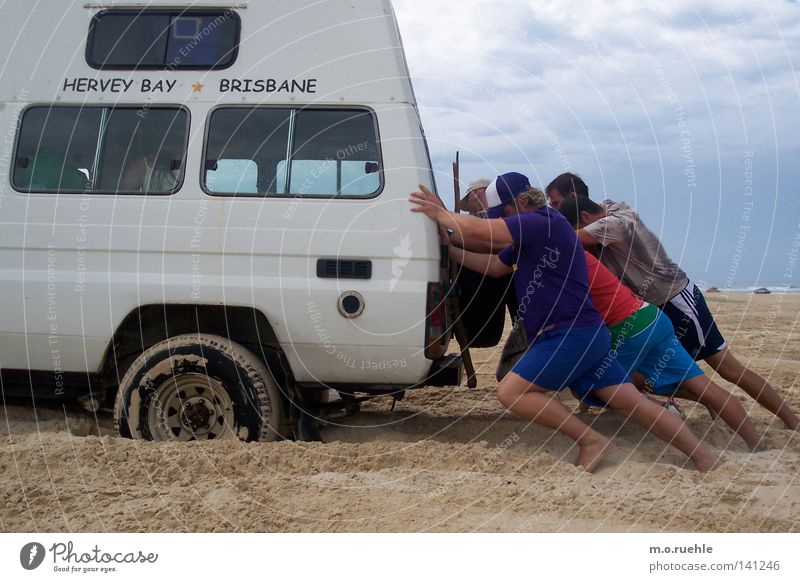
(584, 251), (643, 326)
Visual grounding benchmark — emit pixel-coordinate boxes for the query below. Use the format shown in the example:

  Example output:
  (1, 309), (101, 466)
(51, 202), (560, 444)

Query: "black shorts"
(659, 281), (727, 361)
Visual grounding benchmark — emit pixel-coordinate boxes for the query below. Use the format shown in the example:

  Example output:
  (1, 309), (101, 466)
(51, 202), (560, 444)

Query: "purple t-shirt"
(498, 207), (603, 341)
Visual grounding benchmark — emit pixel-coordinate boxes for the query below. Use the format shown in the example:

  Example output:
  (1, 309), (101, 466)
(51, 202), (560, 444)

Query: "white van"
(0, 0), (461, 441)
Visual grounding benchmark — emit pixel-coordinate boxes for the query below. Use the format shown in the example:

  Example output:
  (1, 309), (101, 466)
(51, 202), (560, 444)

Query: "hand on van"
(409, 184), (446, 220)
(410, 184), (514, 247)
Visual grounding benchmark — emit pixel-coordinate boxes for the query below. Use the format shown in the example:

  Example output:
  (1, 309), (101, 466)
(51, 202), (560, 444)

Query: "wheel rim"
(147, 373), (235, 441)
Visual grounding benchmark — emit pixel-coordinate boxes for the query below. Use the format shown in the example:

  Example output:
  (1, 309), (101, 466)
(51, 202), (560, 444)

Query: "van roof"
(0, 0), (417, 105)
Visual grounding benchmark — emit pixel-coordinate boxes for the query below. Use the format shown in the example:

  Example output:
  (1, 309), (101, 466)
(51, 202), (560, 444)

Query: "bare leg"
(630, 371), (648, 392)
(674, 387), (718, 420)
(496, 373), (612, 472)
(679, 375), (768, 451)
(704, 347), (799, 430)
(594, 383), (717, 472)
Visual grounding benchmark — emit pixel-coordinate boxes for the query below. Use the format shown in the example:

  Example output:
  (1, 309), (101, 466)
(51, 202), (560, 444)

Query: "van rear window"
(13, 106), (188, 194)
(204, 108), (382, 198)
(87, 9), (239, 70)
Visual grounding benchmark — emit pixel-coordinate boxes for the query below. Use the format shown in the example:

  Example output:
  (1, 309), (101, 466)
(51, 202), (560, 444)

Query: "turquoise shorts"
(613, 309), (703, 395)
(578, 310), (703, 408)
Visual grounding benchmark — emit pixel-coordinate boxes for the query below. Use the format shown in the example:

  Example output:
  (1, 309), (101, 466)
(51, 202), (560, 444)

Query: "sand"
(1, 293), (799, 532)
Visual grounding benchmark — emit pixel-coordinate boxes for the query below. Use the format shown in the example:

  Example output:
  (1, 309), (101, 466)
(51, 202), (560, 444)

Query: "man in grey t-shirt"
(579, 199), (688, 306)
(549, 172), (799, 430)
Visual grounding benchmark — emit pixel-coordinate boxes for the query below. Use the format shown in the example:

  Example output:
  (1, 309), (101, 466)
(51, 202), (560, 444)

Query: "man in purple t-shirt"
(497, 206), (601, 342)
(410, 173), (716, 473)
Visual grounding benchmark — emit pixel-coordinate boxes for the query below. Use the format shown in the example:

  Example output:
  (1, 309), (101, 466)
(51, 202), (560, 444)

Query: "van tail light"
(425, 282), (448, 360)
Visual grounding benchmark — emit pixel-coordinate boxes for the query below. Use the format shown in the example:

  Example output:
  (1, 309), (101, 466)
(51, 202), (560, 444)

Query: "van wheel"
(114, 334), (290, 442)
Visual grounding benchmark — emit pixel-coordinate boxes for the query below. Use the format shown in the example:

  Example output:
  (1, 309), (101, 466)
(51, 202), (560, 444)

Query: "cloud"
(394, 0), (800, 168)
(393, 0), (800, 283)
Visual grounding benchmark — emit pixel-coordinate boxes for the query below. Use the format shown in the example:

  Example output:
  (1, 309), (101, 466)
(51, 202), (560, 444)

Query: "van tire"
(113, 334), (290, 442)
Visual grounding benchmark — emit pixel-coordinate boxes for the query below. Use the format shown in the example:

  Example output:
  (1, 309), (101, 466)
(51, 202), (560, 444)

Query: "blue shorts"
(614, 309), (703, 395)
(511, 325), (630, 403)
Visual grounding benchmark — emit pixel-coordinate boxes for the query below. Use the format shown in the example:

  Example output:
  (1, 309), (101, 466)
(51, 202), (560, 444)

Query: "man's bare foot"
(749, 437), (773, 452)
(692, 450), (719, 472)
(575, 435), (613, 472)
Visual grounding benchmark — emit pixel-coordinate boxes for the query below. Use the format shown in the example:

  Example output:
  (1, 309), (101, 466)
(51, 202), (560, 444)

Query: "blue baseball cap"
(485, 172), (532, 218)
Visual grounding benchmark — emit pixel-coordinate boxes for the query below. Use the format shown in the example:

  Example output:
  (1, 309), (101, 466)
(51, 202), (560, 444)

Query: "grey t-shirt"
(582, 200), (689, 306)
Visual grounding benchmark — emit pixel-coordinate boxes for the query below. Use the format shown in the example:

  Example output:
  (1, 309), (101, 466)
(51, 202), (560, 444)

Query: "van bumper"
(296, 353), (465, 394)
(424, 353), (463, 387)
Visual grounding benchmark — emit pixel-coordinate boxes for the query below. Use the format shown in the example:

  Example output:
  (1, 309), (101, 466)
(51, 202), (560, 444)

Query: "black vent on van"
(317, 259), (372, 280)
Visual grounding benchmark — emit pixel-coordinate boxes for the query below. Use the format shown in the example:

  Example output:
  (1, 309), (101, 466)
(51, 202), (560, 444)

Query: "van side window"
(204, 108), (381, 198)
(204, 108), (291, 195)
(13, 108), (101, 192)
(282, 110), (381, 196)
(13, 106), (188, 194)
(87, 9), (240, 70)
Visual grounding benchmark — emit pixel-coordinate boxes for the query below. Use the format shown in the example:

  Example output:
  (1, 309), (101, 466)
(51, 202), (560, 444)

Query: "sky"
(393, 0), (800, 288)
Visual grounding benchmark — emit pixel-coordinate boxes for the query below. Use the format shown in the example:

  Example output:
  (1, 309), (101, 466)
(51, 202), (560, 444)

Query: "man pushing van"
(549, 173), (800, 431)
(410, 174), (716, 472)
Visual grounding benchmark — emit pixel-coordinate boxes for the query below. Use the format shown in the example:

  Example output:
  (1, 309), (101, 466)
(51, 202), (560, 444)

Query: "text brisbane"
(219, 78), (318, 93)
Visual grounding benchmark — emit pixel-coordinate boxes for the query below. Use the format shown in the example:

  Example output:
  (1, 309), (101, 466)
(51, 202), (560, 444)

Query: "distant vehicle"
(754, 287), (772, 295)
(706, 286), (720, 293)
(0, 0), (462, 443)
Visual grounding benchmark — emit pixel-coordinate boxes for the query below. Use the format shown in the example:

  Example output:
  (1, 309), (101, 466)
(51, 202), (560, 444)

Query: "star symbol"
(192, 82), (204, 93)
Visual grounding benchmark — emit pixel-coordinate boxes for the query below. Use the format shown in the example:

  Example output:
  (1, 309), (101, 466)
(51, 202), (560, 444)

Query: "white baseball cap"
(460, 178), (491, 204)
